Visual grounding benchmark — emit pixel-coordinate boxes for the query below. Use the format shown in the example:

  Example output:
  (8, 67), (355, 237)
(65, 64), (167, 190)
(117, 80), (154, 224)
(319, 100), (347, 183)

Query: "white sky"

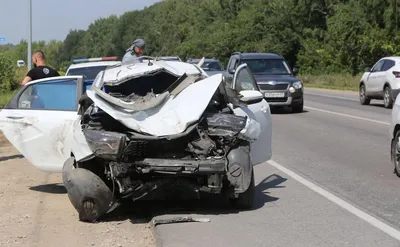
(0, 0), (162, 44)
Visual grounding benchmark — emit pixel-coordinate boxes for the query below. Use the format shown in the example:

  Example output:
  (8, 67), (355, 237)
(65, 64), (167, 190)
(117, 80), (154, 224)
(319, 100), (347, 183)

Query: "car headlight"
(292, 81), (303, 89)
(84, 129), (126, 161)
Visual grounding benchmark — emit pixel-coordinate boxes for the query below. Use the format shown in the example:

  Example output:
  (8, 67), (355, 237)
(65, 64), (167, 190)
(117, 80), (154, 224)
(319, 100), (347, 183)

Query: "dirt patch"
(0, 139), (156, 247)
(0, 132), (11, 147)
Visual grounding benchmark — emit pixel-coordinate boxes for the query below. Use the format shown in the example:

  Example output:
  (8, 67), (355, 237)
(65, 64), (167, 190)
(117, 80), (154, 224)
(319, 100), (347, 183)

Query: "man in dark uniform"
(122, 39), (145, 63)
(21, 50), (60, 86)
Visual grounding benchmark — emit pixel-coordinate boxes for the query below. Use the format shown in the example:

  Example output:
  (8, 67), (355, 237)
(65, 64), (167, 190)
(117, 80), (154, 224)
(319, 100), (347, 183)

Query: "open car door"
(230, 63), (272, 165)
(0, 76), (84, 173)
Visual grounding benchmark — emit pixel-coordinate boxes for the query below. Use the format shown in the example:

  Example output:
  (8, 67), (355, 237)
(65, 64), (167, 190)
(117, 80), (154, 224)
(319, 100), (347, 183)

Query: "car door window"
(234, 65), (259, 92)
(372, 60), (385, 72)
(229, 58), (237, 70)
(17, 78), (80, 111)
(382, 60), (395, 71)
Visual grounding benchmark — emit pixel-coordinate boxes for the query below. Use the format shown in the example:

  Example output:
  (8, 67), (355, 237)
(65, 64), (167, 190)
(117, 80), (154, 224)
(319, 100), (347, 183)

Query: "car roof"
(187, 58), (221, 63)
(232, 52), (284, 59)
(381, 56), (400, 61)
(67, 61), (121, 70)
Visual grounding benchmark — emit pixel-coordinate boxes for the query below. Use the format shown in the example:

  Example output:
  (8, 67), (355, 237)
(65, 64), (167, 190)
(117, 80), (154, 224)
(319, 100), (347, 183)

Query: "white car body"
(360, 56), (400, 108)
(0, 59), (272, 173)
(65, 61), (121, 75)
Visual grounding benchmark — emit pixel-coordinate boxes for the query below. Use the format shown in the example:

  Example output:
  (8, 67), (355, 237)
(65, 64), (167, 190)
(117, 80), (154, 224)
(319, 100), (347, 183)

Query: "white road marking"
(305, 92), (359, 101)
(304, 106), (390, 125)
(268, 160), (400, 241)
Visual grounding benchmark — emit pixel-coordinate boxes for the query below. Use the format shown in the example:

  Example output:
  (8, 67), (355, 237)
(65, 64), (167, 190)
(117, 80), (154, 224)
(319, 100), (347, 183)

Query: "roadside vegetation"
(1, 0), (399, 105)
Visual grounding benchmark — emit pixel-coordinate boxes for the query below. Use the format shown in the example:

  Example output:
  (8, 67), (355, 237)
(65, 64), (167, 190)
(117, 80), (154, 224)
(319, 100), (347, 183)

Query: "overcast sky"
(0, 0), (161, 44)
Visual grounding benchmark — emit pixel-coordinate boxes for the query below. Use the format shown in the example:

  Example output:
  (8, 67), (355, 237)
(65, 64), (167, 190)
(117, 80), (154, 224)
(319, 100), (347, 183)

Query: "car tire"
(230, 169), (255, 210)
(359, 84), (370, 105)
(62, 157), (115, 223)
(392, 130), (400, 178)
(384, 86), (393, 109)
(292, 100), (304, 113)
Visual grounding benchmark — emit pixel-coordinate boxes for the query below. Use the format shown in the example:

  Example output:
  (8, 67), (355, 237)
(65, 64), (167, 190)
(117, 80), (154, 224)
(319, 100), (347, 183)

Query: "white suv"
(359, 56), (400, 108)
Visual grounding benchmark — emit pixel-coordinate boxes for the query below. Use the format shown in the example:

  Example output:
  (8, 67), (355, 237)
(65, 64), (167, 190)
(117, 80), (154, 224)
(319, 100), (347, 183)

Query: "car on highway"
(187, 58), (225, 76)
(17, 60), (25, 67)
(390, 95), (400, 177)
(359, 57), (400, 109)
(223, 52), (303, 113)
(66, 56), (120, 90)
(0, 56), (272, 223)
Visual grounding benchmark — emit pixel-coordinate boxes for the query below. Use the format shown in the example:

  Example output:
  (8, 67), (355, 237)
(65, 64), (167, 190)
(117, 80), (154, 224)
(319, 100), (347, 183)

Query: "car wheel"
(292, 100), (304, 113)
(230, 169), (255, 210)
(62, 157), (115, 223)
(359, 84), (370, 105)
(384, 86), (393, 109)
(392, 131), (400, 178)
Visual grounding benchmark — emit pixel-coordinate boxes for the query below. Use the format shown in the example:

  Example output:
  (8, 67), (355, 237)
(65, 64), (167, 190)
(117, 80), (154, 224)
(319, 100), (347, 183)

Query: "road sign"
(0, 37), (6, 42)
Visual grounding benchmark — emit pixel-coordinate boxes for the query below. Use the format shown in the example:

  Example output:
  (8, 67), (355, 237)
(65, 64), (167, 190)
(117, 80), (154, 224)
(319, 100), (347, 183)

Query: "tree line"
(1, 0), (400, 91)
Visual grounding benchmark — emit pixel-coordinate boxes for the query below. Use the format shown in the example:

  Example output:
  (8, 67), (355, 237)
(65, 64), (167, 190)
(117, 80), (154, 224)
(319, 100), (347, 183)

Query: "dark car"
(223, 52), (303, 113)
(187, 58), (225, 76)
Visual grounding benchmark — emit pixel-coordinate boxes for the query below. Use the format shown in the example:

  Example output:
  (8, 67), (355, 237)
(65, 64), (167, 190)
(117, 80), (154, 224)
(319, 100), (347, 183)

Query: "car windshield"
(241, 59), (291, 75)
(201, 61), (223, 71)
(67, 66), (109, 80)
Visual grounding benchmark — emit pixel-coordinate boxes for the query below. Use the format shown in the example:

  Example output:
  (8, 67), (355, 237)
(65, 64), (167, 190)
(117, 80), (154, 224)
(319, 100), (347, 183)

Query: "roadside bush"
(299, 73), (362, 91)
(0, 53), (18, 92)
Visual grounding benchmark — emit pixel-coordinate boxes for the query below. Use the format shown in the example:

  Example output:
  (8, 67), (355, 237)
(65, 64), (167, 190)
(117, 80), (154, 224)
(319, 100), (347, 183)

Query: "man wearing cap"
(122, 39), (145, 63)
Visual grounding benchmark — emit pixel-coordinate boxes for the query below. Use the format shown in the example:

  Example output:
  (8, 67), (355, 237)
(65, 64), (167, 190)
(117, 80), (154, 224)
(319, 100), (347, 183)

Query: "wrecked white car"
(0, 57), (272, 222)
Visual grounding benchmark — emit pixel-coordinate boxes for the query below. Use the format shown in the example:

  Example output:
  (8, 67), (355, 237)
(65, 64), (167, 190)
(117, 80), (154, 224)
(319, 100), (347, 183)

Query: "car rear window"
(67, 66), (109, 80)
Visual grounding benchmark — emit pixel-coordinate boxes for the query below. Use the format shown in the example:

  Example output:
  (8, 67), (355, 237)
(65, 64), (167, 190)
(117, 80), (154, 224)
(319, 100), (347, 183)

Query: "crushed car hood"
(87, 68), (223, 136)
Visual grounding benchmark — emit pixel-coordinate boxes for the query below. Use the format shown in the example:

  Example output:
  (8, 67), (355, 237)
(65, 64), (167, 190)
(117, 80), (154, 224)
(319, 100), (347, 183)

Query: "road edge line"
(304, 106), (391, 125)
(268, 160), (400, 241)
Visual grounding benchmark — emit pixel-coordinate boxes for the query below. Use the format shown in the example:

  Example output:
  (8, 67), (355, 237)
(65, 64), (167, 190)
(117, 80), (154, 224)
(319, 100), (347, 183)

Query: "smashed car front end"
(65, 58), (261, 222)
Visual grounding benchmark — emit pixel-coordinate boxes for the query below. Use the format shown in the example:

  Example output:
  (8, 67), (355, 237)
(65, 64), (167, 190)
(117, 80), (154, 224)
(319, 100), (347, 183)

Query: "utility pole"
(27, 0), (32, 70)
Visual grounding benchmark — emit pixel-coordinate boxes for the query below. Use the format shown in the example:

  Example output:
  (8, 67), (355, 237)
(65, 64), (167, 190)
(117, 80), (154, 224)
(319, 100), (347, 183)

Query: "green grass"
(0, 90), (17, 107)
(299, 73), (362, 91)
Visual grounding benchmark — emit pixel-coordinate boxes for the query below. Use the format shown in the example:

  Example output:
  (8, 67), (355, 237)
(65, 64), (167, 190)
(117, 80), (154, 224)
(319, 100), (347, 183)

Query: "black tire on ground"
(392, 130), (400, 178)
(62, 157), (114, 223)
(230, 169), (255, 210)
(292, 100), (304, 113)
(384, 86), (393, 109)
(359, 84), (370, 105)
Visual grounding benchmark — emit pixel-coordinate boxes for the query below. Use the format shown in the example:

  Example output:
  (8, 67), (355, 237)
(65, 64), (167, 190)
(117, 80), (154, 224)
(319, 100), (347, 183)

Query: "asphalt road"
(153, 87), (400, 247)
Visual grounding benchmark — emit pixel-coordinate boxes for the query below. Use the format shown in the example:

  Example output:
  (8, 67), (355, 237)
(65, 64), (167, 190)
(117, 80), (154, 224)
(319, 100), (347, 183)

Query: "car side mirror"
(365, 67), (372, 72)
(238, 90), (263, 104)
(293, 66), (299, 76)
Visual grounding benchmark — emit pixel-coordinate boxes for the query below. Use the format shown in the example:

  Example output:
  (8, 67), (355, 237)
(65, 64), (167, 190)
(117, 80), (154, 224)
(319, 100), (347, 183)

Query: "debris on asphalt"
(152, 216), (210, 226)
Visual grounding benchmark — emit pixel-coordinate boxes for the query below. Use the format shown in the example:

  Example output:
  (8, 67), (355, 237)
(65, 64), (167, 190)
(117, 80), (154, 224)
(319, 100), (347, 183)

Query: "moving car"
(0, 57), (272, 223)
(359, 57), (400, 109)
(390, 95), (400, 177)
(187, 58), (225, 76)
(17, 60), (25, 67)
(223, 52), (303, 113)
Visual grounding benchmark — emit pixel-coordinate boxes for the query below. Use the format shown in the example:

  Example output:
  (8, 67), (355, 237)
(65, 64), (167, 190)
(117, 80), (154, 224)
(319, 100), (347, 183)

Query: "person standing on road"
(21, 50), (60, 86)
(122, 39), (145, 63)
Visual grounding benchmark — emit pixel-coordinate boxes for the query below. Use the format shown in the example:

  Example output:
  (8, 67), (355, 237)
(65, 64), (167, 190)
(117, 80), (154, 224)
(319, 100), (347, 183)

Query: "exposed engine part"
(108, 90), (157, 103)
(204, 113), (247, 137)
(188, 127), (217, 158)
